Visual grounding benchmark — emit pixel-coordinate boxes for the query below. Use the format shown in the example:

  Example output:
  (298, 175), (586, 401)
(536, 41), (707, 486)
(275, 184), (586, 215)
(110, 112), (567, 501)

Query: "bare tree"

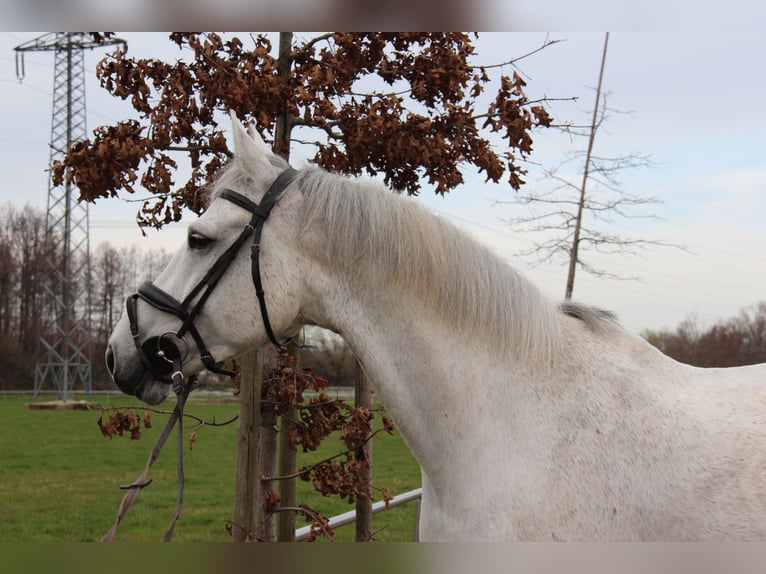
(9, 205), (53, 350)
(0, 205), (17, 339)
(92, 243), (122, 346)
(496, 33), (681, 299)
(0, 203), (58, 388)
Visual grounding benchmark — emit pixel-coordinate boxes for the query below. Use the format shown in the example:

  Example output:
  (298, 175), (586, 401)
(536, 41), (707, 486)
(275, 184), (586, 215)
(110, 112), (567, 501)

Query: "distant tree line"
(0, 202), (169, 390)
(643, 303), (766, 367)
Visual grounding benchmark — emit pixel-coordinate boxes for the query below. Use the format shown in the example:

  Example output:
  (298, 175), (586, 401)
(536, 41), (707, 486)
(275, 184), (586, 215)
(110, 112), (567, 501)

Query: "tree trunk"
(258, 359), (278, 541)
(354, 361), (373, 541)
(232, 347), (264, 542)
(276, 341), (300, 541)
(233, 32), (295, 544)
(272, 31), (299, 542)
(565, 32), (609, 300)
(273, 32), (294, 159)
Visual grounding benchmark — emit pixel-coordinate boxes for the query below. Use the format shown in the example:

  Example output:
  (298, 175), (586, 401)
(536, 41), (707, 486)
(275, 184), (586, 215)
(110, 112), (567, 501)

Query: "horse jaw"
(135, 377), (171, 406)
(109, 365), (171, 406)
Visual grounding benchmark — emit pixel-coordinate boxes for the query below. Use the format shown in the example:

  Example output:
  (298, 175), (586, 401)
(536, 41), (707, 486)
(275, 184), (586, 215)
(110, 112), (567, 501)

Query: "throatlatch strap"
(221, 168), (298, 347)
(250, 219), (284, 347)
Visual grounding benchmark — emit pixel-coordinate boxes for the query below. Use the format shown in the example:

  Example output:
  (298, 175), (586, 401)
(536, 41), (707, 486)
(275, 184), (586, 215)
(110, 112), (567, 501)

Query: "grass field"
(0, 392), (421, 542)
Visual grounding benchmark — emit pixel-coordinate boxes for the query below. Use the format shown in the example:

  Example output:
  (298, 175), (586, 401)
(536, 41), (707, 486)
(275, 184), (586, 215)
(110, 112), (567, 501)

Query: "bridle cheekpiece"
(126, 167), (298, 382)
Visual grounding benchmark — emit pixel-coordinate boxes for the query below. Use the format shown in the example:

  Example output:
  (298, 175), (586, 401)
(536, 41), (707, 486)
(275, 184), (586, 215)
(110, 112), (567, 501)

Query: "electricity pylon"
(15, 33), (124, 401)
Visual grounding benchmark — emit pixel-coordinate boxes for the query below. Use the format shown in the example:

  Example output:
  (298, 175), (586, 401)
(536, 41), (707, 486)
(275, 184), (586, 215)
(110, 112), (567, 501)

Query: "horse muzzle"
(105, 335), (183, 405)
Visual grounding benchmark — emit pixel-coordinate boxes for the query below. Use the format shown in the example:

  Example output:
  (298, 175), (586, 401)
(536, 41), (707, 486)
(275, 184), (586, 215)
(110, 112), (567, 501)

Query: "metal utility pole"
(15, 33), (124, 401)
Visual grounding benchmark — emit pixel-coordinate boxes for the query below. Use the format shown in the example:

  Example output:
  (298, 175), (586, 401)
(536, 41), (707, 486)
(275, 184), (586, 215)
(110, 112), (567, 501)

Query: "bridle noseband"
(126, 167), (298, 382)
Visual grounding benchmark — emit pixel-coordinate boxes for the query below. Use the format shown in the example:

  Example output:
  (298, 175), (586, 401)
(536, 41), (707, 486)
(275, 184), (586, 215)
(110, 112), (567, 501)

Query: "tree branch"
(99, 404), (239, 429)
(297, 32), (335, 52)
(473, 36), (565, 71)
(261, 427), (390, 482)
(266, 506), (335, 541)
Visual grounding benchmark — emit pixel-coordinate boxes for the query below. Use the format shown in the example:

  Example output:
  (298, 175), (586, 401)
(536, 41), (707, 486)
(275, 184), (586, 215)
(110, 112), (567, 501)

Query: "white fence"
(294, 487), (423, 541)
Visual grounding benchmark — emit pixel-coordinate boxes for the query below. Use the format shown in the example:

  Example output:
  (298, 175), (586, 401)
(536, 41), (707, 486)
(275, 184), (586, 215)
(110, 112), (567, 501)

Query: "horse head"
(105, 113), (307, 404)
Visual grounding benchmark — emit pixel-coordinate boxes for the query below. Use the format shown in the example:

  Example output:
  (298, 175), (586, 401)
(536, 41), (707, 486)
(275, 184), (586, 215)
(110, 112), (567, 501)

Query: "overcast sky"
(1, 31), (764, 335)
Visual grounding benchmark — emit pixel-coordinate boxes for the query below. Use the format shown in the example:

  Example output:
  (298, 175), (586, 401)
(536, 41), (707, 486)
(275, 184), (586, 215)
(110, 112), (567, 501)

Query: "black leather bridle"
(126, 167), (298, 382)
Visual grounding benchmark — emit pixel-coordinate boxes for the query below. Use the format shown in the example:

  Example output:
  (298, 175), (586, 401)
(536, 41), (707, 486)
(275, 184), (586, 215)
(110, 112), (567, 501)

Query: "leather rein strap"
(126, 167), (298, 381)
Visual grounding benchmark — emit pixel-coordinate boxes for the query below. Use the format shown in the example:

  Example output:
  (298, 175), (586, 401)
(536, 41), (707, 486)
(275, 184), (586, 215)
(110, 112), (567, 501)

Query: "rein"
(126, 167), (298, 383)
(102, 362), (193, 542)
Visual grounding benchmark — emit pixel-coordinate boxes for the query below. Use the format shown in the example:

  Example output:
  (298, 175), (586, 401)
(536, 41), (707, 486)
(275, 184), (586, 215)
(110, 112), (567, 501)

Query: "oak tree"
(55, 32), (554, 225)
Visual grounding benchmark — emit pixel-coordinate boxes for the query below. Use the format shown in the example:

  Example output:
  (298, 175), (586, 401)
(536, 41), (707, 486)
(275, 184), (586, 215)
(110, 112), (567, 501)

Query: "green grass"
(0, 393), (421, 542)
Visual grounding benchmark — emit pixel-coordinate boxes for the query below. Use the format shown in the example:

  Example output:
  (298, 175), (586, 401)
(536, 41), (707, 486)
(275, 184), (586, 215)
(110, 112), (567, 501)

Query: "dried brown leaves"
(97, 409), (152, 440)
(262, 347), (396, 539)
(57, 32), (552, 228)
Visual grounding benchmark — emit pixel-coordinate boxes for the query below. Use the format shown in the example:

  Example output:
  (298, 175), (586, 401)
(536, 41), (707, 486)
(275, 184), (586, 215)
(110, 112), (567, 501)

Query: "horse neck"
(295, 174), (563, 480)
(316, 280), (464, 442)
(301, 250), (547, 489)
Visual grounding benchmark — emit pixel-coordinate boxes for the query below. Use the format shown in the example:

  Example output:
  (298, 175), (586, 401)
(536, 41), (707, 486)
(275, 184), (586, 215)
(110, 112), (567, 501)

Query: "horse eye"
(188, 231), (212, 250)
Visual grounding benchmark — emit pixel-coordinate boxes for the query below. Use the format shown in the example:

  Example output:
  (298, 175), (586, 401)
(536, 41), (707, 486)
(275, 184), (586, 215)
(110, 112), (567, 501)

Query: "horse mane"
(558, 300), (619, 331)
(295, 167), (568, 368)
(208, 157), (619, 366)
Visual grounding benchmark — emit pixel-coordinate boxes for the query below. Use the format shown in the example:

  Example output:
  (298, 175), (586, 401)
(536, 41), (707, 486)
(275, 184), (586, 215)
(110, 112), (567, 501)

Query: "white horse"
(106, 114), (766, 541)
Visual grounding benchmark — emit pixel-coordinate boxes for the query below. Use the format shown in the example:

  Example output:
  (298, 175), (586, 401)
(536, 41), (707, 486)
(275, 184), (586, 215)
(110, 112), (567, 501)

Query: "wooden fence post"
(232, 348), (263, 542)
(355, 360), (373, 541)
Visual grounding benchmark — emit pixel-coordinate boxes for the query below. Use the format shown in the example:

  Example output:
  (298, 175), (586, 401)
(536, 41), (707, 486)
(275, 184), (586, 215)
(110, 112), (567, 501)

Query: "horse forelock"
(296, 167), (565, 368)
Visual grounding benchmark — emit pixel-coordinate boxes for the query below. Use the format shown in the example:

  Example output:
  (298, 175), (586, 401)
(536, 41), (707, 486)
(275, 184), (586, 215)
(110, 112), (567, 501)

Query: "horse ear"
(246, 125), (272, 154)
(229, 111), (271, 169)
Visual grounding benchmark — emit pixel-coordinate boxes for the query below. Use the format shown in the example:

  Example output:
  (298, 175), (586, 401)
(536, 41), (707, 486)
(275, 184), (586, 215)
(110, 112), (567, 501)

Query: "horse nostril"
(140, 336), (179, 381)
(105, 345), (115, 376)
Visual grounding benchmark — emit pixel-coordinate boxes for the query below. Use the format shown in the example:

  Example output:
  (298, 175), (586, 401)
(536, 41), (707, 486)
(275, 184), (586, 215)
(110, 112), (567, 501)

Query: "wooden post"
(413, 499), (421, 542)
(354, 360), (373, 541)
(232, 348), (264, 542)
(277, 342), (300, 541)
